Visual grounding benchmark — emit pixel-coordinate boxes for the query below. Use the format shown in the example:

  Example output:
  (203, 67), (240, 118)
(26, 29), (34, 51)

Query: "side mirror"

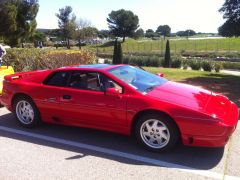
(156, 73), (164, 77)
(105, 88), (120, 96)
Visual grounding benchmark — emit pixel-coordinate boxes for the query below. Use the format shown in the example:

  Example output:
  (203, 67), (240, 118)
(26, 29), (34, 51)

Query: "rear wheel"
(13, 96), (41, 128)
(135, 113), (179, 152)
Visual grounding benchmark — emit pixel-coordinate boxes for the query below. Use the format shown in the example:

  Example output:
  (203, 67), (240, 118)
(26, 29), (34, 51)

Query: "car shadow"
(0, 112), (225, 170)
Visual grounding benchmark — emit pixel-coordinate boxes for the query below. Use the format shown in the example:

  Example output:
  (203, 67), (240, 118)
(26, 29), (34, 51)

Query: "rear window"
(43, 71), (70, 87)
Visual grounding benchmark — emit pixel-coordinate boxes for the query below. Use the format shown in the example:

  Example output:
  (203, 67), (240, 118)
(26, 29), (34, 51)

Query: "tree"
(145, 29), (157, 38)
(133, 28), (144, 39)
(0, 0), (39, 47)
(163, 40), (171, 67)
(56, 6), (76, 48)
(79, 27), (98, 40)
(107, 9), (139, 42)
(75, 18), (92, 49)
(98, 30), (110, 39)
(219, 0), (240, 36)
(113, 39), (123, 64)
(156, 25), (171, 39)
(218, 20), (240, 36)
(176, 29), (196, 37)
(29, 31), (46, 45)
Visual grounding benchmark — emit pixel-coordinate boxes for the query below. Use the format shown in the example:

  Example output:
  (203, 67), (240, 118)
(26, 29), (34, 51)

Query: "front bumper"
(182, 123), (237, 147)
(180, 101), (239, 147)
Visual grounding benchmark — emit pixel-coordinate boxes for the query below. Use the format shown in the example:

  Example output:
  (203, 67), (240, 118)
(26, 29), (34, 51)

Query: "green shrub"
(222, 61), (240, 70)
(4, 48), (95, 72)
(202, 61), (213, 72)
(44, 41), (54, 47)
(189, 60), (201, 70)
(171, 59), (182, 68)
(214, 62), (223, 72)
(182, 59), (189, 69)
(123, 55), (162, 67)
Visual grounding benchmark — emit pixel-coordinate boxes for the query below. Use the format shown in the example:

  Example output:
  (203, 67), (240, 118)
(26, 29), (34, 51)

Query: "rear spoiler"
(4, 71), (40, 81)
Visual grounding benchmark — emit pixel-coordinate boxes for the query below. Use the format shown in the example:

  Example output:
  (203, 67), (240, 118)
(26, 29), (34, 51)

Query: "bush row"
(183, 60), (223, 72)
(183, 59), (240, 71)
(4, 48), (96, 72)
(122, 55), (240, 72)
(123, 55), (183, 68)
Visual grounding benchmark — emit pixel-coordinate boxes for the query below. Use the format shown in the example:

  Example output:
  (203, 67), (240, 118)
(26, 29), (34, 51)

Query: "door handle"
(62, 95), (71, 100)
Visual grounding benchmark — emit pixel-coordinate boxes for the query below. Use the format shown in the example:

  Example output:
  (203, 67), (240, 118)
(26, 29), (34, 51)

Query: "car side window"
(68, 72), (103, 91)
(44, 71), (70, 87)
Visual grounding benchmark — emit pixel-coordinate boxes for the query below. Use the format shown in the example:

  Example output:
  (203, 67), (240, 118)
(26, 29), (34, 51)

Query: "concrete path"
(221, 70), (240, 76)
(0, 108), (239, 180)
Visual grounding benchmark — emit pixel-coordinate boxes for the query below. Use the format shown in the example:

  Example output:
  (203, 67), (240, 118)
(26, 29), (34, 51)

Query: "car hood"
(146, 81), (233, 120)
(146, 81), (212, 111)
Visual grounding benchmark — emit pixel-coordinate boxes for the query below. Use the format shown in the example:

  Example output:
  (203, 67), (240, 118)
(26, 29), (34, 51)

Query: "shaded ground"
(180, 73), (240, 107)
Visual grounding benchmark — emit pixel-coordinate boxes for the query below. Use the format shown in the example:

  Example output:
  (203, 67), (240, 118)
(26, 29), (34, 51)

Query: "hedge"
(4, 48), (96, 72)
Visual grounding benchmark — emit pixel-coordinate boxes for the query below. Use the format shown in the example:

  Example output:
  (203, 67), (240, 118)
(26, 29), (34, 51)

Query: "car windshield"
(108, 66), (167, 93)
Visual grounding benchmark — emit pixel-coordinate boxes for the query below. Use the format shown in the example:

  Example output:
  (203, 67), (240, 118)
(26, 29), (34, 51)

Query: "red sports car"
(0, 64), (238, 152)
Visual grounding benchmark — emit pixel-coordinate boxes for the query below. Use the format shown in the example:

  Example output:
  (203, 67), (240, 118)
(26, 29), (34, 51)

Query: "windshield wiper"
(144, 85), (158, 93)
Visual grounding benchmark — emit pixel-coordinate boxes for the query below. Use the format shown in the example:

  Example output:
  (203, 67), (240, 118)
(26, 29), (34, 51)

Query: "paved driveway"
(0, 107), (239, 180)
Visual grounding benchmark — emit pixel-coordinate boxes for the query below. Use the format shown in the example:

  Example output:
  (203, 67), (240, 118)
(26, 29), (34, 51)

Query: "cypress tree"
(112, 39), (118, 64)
(163, 40), (171, 67)
(112, 39), (123, 64)
(117, 41), (123, 64)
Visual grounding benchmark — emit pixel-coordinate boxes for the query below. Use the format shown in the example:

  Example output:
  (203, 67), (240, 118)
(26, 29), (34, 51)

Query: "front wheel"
(135, 113), (179, 152)
(13, 96), (41, 128)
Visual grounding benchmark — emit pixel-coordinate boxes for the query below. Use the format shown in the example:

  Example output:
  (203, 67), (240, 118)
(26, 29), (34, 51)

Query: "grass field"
(144, 67), (240, 107)
(92, 38), (240, 56)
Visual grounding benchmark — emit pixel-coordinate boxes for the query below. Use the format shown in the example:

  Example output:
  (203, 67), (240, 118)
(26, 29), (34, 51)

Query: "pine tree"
(163, 40), (171, 67)
(0, 0), (39, 47)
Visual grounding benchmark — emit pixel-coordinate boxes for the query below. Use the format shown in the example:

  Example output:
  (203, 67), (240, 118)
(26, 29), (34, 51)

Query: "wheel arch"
(11, 93), (34, 108)
(131, 109), (181, 136)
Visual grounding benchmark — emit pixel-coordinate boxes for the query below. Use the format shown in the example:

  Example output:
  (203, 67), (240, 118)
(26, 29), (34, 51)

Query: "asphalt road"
(0, 107), (239, 180)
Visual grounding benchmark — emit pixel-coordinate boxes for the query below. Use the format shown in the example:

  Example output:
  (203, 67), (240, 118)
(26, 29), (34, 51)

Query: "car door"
(35, 70), (71, 123)
(58, 71), (128, 128)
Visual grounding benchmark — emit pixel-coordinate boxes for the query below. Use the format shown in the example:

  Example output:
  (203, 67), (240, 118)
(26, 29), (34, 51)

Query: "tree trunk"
(67, 38), (70, 49)
(78, 39), (81, 50)
(122, 35), (125, 42)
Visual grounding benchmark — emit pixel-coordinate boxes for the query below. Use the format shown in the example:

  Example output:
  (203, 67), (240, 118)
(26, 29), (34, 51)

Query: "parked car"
(0, 64), (238, 152)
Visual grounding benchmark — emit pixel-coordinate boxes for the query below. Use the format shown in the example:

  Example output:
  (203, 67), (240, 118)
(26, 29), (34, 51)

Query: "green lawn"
(91, 38), (240, 55)
(144, 67), (240, 107)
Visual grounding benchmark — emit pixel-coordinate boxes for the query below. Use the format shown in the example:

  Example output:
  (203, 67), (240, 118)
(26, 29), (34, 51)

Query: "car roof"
(59, 64), (125, 71)
(76, 64), (111, 69)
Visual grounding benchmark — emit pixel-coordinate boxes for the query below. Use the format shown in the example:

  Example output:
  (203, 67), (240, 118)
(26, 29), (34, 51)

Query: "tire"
(135, 113), (179, 152)
(13, 96), (41, 128)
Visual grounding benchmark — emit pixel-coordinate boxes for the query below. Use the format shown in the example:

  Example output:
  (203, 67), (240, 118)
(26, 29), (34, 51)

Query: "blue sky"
(36, 0), (225, 33)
